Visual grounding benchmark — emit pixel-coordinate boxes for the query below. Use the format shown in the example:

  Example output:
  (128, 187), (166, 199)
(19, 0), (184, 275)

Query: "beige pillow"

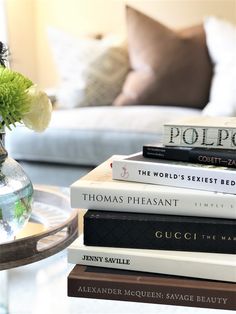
(113, 6), (213, 109)
(48, 28), (129, 108)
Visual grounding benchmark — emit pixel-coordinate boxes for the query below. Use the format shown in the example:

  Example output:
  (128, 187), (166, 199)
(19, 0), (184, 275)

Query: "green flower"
(0, 66), (52, 131)
(0, 66), (33, 129)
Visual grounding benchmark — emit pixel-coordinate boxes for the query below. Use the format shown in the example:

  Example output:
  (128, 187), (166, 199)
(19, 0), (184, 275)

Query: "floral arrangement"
(0, 42), (52, 243)
(0, 42), (52, 132)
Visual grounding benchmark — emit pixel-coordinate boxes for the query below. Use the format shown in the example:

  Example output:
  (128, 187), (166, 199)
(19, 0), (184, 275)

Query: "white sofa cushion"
(5, 106), (201, 166)
(202, 16), (236, 116)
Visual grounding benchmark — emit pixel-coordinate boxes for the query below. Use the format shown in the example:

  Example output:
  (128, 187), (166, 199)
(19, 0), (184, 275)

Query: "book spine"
(68, 274), (236, 310)
(163, 125), (236, 149)
(143, 145), (236, 168)
(67, 244), (236, 282)
(112, 159), (236, 194)
(70, 185), (236, 219)
(84, 211), (236, 254)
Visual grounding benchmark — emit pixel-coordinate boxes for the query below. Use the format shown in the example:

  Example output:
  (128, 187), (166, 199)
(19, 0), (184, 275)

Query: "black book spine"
(84, 211), (236, 254)
(143, 145), (236, 168)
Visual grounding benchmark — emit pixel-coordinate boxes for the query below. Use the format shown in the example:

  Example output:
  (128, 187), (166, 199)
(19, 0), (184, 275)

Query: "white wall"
(5, 0), (236, 88)
(0, 0), (8, 44)
(5, 0), (37, 81)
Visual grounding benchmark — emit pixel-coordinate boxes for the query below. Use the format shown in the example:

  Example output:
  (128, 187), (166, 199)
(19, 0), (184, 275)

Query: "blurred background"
(1, 0), (235, 89)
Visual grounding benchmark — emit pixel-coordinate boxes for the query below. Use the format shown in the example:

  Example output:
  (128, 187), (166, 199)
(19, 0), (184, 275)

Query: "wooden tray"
(0, 186), (78, 270)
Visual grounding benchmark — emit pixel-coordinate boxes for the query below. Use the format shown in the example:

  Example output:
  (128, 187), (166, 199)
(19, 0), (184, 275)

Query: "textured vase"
(0, 132), (33, 244)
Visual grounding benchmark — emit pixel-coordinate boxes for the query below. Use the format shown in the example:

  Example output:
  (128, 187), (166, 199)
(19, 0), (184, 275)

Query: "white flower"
(22, 85), (52, 132)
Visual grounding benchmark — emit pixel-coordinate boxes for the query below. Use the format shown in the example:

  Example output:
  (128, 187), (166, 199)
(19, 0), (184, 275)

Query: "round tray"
(0, 186), (78, 270)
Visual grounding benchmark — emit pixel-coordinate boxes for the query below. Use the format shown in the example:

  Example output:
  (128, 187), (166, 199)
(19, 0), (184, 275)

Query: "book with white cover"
(70, 156), (236, 219)
(112, 153), (236, 195)
(164, 116), (236, 149)
(67, 235), (236, 283)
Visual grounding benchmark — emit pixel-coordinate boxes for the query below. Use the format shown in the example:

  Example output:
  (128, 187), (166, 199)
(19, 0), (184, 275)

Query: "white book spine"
(71, 184), (236, 219)
(163, 125), (236, 149)
(112, 159), (236, 194)
(68, 236), (236, 283)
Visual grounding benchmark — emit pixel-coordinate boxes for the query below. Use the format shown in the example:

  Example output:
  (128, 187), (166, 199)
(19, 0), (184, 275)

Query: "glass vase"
(0, 132), (34, 244)
(0, 132), (34, 314)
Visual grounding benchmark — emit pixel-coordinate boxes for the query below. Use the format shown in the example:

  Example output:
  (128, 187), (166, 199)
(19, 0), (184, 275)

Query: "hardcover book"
(143, 144), (236, 168)
(67, 235), (236, 283)
(70, 157), (236, 219)
(163, 116), (236, 149)
(112, 153), (236, 194)
(68, 265), (236, 311)
(84, 210), (236, 254)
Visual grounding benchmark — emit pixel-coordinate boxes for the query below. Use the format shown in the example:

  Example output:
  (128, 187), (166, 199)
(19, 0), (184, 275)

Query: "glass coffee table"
(1, 187), (232, 314)
(0, 185), (78, 314)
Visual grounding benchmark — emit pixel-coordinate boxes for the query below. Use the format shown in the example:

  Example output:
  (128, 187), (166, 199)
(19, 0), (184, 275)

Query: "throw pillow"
(47, 28), (129, 108)
(202, 17), (236, 117)
(113, 6), (213, 109)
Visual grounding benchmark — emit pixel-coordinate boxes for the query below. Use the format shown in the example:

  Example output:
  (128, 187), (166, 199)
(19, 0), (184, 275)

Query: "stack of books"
(67, 116), (236, 311)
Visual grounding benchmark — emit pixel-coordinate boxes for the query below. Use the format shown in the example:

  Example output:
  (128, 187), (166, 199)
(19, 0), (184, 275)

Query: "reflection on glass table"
(0, 186), (78, 314)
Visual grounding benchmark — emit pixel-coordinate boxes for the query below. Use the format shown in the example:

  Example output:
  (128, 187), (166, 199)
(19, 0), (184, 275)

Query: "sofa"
(5, 9), (236, 187)
(5, 105), (201, 186)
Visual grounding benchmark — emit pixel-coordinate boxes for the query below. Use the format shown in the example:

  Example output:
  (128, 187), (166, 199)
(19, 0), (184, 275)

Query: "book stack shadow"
(67, 117), (236, 311)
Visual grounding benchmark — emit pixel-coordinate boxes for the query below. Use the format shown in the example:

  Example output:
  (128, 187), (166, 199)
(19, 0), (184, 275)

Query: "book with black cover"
(68, 265), (236, 311)
(84, 210), (236, 254)
(143, 144), (236, 168)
